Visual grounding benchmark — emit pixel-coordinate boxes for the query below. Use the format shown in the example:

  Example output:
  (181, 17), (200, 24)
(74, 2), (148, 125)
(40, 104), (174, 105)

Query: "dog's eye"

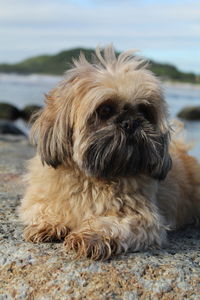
(137, 104), (157, 124)
(97, 103), (116, 120)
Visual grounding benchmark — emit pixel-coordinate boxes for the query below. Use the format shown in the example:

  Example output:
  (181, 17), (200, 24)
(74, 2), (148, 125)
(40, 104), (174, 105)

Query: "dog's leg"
(64, 213), (166, 260)
(23, 223), (70, 243)
(19, 156), (73, 243)
(19, 200), (70, 243)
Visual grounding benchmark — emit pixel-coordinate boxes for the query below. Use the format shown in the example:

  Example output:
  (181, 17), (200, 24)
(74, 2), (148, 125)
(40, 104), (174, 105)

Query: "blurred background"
(0, 0), (200, 159)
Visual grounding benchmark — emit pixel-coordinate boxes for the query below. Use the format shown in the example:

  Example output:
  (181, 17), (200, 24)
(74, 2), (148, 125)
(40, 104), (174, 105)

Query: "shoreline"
(163, 80), (200, 90)
(1, 72), (200, 90)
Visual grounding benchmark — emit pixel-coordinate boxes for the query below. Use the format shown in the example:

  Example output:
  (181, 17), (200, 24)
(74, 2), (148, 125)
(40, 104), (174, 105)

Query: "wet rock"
(177, 106), (200, 120)
(0, 102), (21, 120)
(21, 105), (42, 122)
(0, 121), (26, 135)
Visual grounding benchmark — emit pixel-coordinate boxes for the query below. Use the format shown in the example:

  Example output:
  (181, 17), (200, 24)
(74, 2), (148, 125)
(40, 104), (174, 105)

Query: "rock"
(0, 102), (21, 120)
(21, 105), (42, 122)
(0, 121), (26, 135)
(0, 135), (200, 299)
(177, 106), (200, 120)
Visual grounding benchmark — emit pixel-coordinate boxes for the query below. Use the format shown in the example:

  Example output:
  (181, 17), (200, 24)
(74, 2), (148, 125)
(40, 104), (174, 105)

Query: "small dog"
(19, 46), (200, 260)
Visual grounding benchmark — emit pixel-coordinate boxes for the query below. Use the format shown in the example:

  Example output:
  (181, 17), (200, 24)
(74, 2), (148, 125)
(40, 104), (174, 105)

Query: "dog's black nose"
(120, 118), (140, 133)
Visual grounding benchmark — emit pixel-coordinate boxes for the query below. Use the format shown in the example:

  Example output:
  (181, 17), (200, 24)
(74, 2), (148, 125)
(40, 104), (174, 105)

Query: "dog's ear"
(149, 132), (172, 181)
(30, 91), (73, 168)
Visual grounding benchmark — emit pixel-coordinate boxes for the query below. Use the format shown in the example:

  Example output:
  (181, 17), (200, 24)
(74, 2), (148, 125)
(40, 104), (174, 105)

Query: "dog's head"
(31, 45), (171, 180)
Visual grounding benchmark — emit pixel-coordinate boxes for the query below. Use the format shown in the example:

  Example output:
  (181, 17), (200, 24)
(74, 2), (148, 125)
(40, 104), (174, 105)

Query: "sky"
(1, 0), (200, 74)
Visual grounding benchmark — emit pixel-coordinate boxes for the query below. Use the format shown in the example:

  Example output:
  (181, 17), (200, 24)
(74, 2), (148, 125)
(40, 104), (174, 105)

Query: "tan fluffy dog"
(19, 46), (200, 260)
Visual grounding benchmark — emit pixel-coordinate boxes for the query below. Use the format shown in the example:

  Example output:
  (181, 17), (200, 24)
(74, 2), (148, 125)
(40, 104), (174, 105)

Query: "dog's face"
(32, 46), (171, 180)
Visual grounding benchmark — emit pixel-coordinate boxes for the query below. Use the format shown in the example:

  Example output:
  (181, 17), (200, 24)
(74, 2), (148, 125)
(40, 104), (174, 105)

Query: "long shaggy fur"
(19, 45), (200, 260)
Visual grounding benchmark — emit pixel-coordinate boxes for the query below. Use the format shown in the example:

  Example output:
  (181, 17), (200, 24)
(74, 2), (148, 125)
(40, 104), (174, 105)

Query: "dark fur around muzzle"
(83, 126), (171, 181)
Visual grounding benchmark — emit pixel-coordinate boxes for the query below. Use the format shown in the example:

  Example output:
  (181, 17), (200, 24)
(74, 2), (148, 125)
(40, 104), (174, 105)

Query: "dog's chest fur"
(23, 155), (158, 230)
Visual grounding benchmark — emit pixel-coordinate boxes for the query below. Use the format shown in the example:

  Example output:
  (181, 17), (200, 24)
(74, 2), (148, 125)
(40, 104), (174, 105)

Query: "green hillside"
(0, 48), (199, 83)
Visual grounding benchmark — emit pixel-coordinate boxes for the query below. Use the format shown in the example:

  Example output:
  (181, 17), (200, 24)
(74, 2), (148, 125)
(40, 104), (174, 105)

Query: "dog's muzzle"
(119, 117), (141, 134)
(116, 112), (143, 137)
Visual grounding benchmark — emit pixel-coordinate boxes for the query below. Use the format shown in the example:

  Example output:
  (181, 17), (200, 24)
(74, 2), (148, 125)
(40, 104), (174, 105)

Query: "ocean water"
(0, 73), (200, 160)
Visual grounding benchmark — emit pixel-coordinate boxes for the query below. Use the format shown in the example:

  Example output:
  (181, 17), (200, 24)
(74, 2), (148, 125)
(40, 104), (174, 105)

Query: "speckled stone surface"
(0, 135), (200, 299)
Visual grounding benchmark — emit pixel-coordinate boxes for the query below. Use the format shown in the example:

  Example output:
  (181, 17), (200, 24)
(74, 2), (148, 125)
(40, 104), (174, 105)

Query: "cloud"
(0, 0), (200, 73)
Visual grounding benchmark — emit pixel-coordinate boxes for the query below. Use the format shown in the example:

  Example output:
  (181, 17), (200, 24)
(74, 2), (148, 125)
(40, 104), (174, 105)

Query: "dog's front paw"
(64, 231), (119, 260)
(24, 224), (70, 243)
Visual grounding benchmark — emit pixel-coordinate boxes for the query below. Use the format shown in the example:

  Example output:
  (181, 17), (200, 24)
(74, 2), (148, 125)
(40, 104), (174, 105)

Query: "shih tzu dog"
(19, 45), (200, 260)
